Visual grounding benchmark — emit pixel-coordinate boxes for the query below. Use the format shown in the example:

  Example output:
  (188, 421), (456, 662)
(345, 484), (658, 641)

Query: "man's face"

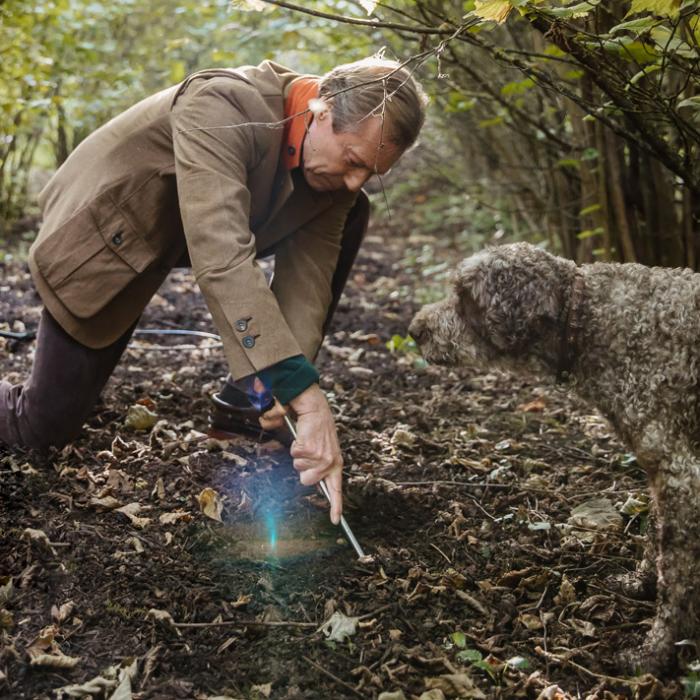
(301, 103), (403, 193)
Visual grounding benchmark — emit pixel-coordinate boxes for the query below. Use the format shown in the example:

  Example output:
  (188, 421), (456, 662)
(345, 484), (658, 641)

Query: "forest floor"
(0, 223), (691, 699)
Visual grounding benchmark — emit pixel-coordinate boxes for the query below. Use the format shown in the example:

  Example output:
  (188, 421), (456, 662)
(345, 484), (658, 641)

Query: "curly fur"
(409, 242), (700, 674)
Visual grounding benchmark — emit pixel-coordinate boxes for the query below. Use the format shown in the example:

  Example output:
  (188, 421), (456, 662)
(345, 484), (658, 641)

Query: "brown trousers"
(0, 193), (369, 450)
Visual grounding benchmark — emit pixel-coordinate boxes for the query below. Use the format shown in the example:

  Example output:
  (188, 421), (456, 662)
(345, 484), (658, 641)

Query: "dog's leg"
(607, 499), (657, 600)
(621, 446), (700, 674)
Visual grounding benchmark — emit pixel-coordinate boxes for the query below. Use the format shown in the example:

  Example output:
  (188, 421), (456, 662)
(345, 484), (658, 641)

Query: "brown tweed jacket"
(29, 61), (357, 380)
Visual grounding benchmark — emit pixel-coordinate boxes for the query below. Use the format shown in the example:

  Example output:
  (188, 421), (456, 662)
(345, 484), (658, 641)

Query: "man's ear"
(309, 98), (331, 120)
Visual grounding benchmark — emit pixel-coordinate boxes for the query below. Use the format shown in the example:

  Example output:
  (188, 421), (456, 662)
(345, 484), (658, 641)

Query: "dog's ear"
(453, 255), (489, 324)
(454, 246), (561, 354)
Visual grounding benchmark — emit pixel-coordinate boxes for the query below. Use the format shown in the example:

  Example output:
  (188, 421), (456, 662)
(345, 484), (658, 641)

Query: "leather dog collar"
(557, 270), (585, 383)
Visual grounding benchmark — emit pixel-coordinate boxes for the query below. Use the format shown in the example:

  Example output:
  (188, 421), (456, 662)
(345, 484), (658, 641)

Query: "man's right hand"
(283, 384), (344, 525)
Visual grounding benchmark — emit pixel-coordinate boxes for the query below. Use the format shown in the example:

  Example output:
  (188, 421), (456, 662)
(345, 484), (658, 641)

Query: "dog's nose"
(408, 316), (426, 345)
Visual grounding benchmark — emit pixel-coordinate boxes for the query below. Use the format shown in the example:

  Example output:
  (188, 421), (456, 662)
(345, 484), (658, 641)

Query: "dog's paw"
(617, 628), (676, 677)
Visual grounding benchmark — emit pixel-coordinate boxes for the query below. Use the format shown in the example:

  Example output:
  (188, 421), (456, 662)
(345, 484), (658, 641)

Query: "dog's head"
(409, 243), (573, 371)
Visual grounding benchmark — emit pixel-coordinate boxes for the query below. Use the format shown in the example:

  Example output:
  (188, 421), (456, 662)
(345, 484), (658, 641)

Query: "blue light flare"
(264, 509), (278, 552)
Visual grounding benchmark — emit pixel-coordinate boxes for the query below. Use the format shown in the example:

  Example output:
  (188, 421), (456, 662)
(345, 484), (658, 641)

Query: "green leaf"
(579, 203), (602, 216)
(556, 158), (580, 169)
(506, 655), (530, 669)
(577, 227), (605, 239)
(596, 37), (658, 63)
(581, 147), (599, 161)
(500, 77), (535, 97)
(451, 631), (467, 648)
(650, 27), (697, 57)
(473, 0), (513, 23)
(540, 0), (601, 18)
(678, 96), (700, 110)
(457, 648), (483, 663)
(610, 15), (659, 33)
(169, 60), (186, 84)
(627, 0), (681, 17)
(478, 115), (504, 128)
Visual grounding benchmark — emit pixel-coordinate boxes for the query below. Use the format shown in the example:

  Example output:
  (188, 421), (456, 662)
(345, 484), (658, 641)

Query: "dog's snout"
(409, 314), (427, 345)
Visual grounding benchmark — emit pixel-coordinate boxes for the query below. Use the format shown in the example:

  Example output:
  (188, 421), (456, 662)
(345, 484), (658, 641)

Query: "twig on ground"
(301, 655), (364, 698)
(173, 619), (316, 629)
(535, 646), (646, 685)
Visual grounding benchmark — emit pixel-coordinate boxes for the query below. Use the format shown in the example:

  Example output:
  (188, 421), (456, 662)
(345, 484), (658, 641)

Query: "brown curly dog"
(409, 241), (700, 674)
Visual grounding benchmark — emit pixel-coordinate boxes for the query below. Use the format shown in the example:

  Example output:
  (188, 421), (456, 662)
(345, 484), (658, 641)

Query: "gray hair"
(318, 57), (428, 151)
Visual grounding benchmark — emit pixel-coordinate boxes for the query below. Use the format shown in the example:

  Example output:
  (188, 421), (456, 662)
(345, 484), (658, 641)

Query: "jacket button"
(287, 145), (296, 156)
(112, 231), (123, 246)
(242, 335), (256, 349)
(235, 319), (248, 332)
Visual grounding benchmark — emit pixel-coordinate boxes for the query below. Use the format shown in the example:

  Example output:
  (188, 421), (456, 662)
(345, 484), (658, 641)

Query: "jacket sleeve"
(171, 77), (303, 380)
(271, 188), (357, 361)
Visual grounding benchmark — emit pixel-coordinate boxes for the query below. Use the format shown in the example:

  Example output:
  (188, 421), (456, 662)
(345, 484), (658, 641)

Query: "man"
(0, 57), (427, 524)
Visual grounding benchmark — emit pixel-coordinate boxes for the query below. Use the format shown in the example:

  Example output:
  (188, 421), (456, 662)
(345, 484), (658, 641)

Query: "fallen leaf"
(425, 673), (485, 698)
(0, 576), (13, 605)
(26, 624), (81, 669)
(124, 404), (158, 431)
(379, 692), (408, 700)
(116, 503), (152, 529)
(127, 537), (145, 554)
(554, 575), (577, 606)
(146, 609), (181, 636)
(231, 593), (253, 608)
(391, 425), (416, 449)
(22, 528), (57, 555)
(197, 487), (223, 522)
(251, 683), (272, 698)
(517, 398), (546, 413)
(419, 691), (446, 700)
(111, 658), (138, 700)
(319, 611), (359, 642)
(159, 510), (193, 525)
(51, 601), (75, 624)
(568, 617), (597, 637)
(568, 498), (623, 532)
(90, 496), (121, 511)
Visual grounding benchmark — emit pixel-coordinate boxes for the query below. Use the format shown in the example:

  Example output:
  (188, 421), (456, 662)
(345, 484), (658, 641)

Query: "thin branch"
(259, 0), (458, 35)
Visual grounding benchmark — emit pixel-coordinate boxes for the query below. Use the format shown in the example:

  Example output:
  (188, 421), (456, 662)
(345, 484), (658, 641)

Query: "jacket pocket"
(34, 190), (157, 318)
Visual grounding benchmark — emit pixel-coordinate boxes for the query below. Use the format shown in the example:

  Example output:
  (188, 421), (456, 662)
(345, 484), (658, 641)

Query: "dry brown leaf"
(27, 624), (81, 669)
(251, 683), (272, 698)
(425, 673), (486, 698)
(116, 503), (152, 529)
(197, 487), (223, 522)
(517, 397), (546, 413)
(159, 509), (193, 525)
(51, 601), (75, 624)
(146, 608), (181, 637)
(90, 495), (121, 511)
(231, 593), (253, 608)
(124, 403), (158, 431)
(554, 576), (577, 606)
(378, 692), (408, 700)
(0, 576), (13, 605)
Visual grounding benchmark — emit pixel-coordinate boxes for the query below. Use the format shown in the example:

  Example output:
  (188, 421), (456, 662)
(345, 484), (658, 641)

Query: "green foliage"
(455, 647), (498, 679)
(3, 0), (700, 269)
(386, 334), (418, 354)
(683, 660), (700, 697)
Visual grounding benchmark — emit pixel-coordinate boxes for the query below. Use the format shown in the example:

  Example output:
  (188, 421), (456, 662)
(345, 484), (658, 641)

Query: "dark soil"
(0, 226), (689, 699)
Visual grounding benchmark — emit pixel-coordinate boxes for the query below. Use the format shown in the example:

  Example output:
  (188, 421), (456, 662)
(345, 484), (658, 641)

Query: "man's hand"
(268, 383), (342, 524)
